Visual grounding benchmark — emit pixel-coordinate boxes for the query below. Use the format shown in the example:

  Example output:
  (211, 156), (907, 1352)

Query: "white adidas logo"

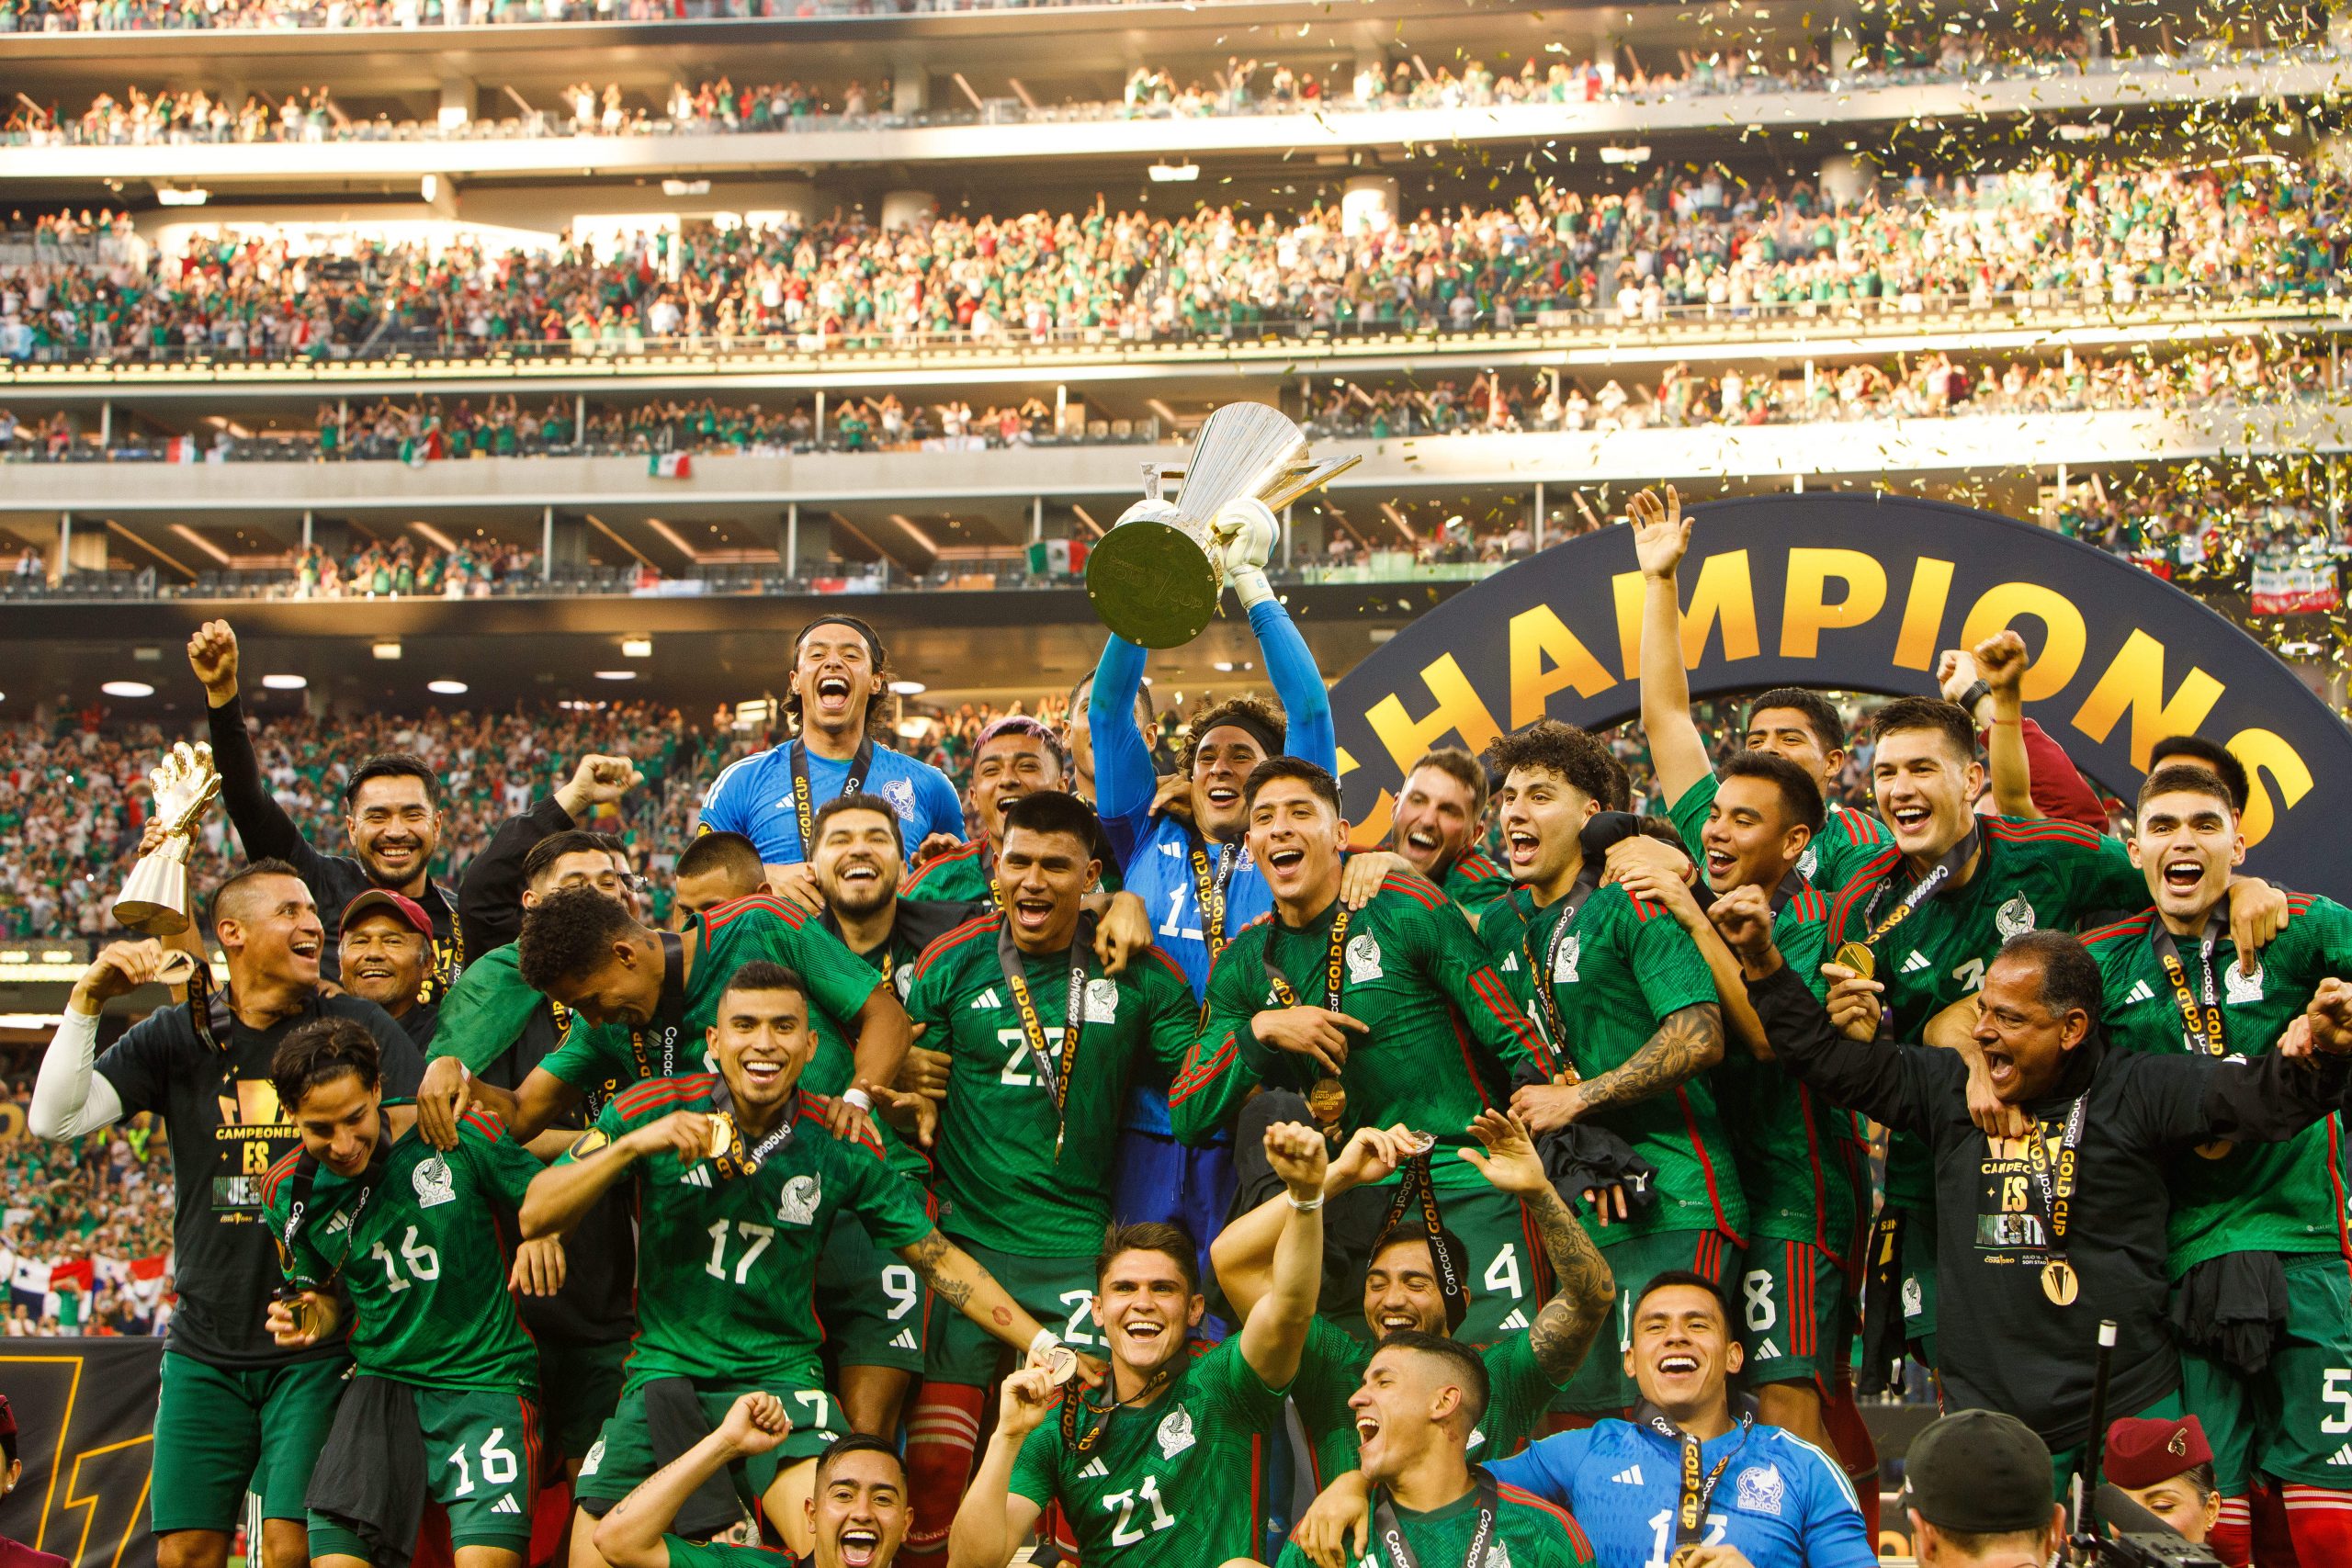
(2329, 1445), (2352, 1467)
(890, 1328), (919, 1351)
(679, 1167), (713, 1189)
(1753, 1337), (1783, 1360)
(971, 988), (1003, 1010)
(1899, 951), (1931, 975)
(1611, 1465), (1644, 1486)
(492, 1496), (522, 1516)
(1080, 1458), (1110, 1480)
(1496, 1308), (1529, 1331)
(2124, 979), (2155, 1004)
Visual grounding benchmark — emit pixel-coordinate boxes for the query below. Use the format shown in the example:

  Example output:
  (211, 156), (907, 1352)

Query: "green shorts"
(818, 1209), (930, 1375)
(1738, 1238), (1856, 1392)
(311, 1383), (541, 1556)
(1553, 1228), (1741, 1415)
(923, 1240), (1102, 1387)
(573, 1375), (842, 1512)
(1425, 1180), (1544, 1352)
(152, 1351), (348, 1534)
(537, 1337), (630, 1466)
(2180, 1252), (2352, 1494)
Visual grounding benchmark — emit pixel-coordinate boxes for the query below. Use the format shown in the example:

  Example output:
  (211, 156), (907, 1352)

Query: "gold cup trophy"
(113, 741), (223, 936)
(1083, 402), (1360, 649)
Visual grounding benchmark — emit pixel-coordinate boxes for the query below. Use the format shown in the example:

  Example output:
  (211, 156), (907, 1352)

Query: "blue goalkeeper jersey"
(698, 738), (965, 868)
(1486, 1415), (1875, 1568)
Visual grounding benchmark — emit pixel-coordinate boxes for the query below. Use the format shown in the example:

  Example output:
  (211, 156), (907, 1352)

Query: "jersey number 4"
(1103, 1474), (1177, 1547)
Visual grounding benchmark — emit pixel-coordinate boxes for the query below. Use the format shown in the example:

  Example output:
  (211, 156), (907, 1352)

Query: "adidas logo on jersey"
(1080, 1458), (1110, 1480)
(890, 1328), (919, 1351)
(1611, 1465), (1644, 1486)
(972, 988), (1003, 1010)
(1752, 1337), (1783, 1360)
(2124, 979), (2155, 1005)
(1496, 1308), (1529, 1331)
(2330, 1445), (2352, 1467)
(680, 1166), (713, 1188)
(1159, 841), (1182, 858)
(492, 1497), (522, 1516)
(1900, 951), (1931, 975)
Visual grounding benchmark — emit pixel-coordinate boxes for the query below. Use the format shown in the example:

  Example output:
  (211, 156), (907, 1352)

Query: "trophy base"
(115, 856), (193, 937)
(1085, 520), (1221, 649)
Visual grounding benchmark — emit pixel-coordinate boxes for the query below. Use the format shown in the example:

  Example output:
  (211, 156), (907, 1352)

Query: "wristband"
(1286, 1191), (1326, 1212)
(1957, 678), (1993, 717)
(842, 1087), (874, 1113)
(1030, 1327), (1063, 1359)
(1229, 566), (1275, 612)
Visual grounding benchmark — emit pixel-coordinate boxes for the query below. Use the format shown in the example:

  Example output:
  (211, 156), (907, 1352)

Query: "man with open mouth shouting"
(1356, 747), (1515, 926)
(905, 716), (1107, 905)
(2083, 763), (2352, 1565)
(892, 791), (1199, 1566)
(521, 962), (1057, 1562)
(697, 614), (967, 901)
(1718, 884), (2352, 1512)
(594, 1396), (911, 1568)
(1174, 757), (1555, 1349)
(947, 1120), (1329, 1568)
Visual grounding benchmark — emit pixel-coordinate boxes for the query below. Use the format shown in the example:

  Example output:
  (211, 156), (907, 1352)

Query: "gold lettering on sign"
(2069, 630), (2226, 771)
(1363, 654), (1503, 773)
(1508, 604), (1617, 727)
(1893, 558), (1956, 671)
(1611, 551), (1759, 680)
(2225, 727), (2314, 849)
(1780, 548), (1889, 659)
(1959, 583), (2087, 701)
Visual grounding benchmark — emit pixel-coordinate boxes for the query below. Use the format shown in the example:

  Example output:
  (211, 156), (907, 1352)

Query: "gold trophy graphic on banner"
(113, 741), (222, 936)
(1084, 401), (1360, 649)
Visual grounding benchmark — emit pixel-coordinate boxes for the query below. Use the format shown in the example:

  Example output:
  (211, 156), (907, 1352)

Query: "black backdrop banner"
(1330, 493), (2352, 892)
(1, 1338), (162, 1568)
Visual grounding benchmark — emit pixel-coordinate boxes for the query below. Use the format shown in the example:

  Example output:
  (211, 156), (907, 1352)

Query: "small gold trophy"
(113, 741), (222, 936)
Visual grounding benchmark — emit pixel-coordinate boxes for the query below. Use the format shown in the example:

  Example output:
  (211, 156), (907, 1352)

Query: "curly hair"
(1179, 694), (1285, 774)
(518, 884), (643, 992)
(1482, 721), (1618, 807)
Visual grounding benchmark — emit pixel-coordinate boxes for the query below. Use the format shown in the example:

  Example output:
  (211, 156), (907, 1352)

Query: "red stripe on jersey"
(1470, 968), (1554, 1075)
(1139, 947), (1191, 988)
(2290, 893), (2319, 912)
(1442, 1010), (1498, 1115)
(1377, 868), (1448, 909)
(1676, 1087), (1746, 1249)
(912, 913), (1001, 981)
(1787, 885), (1829, 925)
(905, 840), (986, 894)
(458, 1107), (507, 1142)
(1459, 852), (1505, 879)
(2081, 911), (2156, 949)
(1497, 1483), (1597, 1557)
(1627, 892), (1670, 922)
(704, 892), (812, 933)
(795, 1091), (888, 1160)
(260, 1147), (305, 1206)
(1825, 845), (1905, 937)
(613, 1073), (716, 1120)
(1988, 817), (2109, 848)
(1169, 1037), (1238, 1104)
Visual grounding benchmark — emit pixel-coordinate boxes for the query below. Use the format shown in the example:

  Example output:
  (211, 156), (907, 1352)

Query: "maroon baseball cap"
(339, 888), (435, 940)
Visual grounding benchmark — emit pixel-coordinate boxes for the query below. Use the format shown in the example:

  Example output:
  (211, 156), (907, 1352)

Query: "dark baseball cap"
(1899, 1410), (2055, 1535)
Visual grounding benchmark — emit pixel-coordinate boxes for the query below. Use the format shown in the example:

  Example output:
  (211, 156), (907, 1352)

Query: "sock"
(2211, 1494), (2253, 1567)
(2254, 1479), (2300, 1568)
(1819, 1379), (1882, 1543)
(2281, 1485), (2352, 1563)
(902, 1382), (987, 1567)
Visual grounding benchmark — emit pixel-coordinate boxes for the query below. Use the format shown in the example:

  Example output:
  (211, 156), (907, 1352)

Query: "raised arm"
(520, 1108), (704, 1238)
(28, 941), (157, 1140)
(1237, 1120), (1329, 1390)
(1631, 486), (1714, 805)
(594, 1393), (793, 1568)
(1954, 631), (2037, 820)
(1089, 633), (1157, 840)
(896, 1229), (1053, 1359)
(946, 1368), (1055, 1568)
(190, 620), (318, 871)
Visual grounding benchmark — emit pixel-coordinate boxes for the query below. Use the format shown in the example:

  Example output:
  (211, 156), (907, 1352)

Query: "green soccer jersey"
(1272, 1482), (1596, 1568)
(541, 895), (886, 1107)
(262, 1112), (539, 1393)
(562, 1077), (934, 1390)
(1010, 1337), (1289, 1568)
(1175, 871), (1552, 1193)
(2088, 893), (2352, 1274)
(1293, 1316), (1559, 1483)
(903, 914), (1197, 1257)
(1666, 772), (1891, 894)
(902, 840), (995, 905)
(1714, 886), (1869, 1248)
(428, 942), (570, 1076)
(1440, 851), (1515, 917)
(1826, 816), (2146, 1211)
(1483, 883), (1743, 1240)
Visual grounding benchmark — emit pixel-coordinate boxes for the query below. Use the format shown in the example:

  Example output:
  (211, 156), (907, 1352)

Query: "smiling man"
(336, 888), (439, 1046)
(1385, 749), (1512, 919)
(594, 1396), (911, 1568)
(893, 791), (1198, 1567)
(2085, 763), (2352, 1563)
(29, 860), (423, 1568)
(698, 615), (966, 892)
(1721, 889), (2352, 1496)
(190, 619), (460, 993)
(520, 963), (1055, 1562)
(904, 716), (1087, 905)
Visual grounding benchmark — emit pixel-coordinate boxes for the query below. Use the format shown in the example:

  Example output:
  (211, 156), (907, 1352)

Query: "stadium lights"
(1148, 162), (1201, 184)
(622, 637), (654, 659)
(888, 680), (927, 695)
(155, 187), (209, 207)
(427, 679), (469, 695)
(1598, 146), (1652, 165)
(262, 674), (308, 691)
(373, 640), (403, 660)
(594, 670), (639, 682)
(101, 681), (155, 698)
(662, 179), (712, 197)
(2057, 123), (2112, 141)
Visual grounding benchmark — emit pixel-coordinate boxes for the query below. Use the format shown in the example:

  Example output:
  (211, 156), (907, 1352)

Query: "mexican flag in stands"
(650, 452), (692, 479)
(164, 435), (198, 463)
(1027, 538), (1088, 576)
(2252, 549), (2342, 615)
(401, 429), (446, 467)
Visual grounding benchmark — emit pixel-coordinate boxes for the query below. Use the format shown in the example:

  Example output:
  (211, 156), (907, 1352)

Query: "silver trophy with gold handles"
(113, 741), (222, 936)
(1084, 402), (1359, 649)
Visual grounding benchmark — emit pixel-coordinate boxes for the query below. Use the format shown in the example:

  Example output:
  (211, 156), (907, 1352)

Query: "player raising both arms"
(947, 1119), (1329, 1568)
(520, 962), (1059, 1562)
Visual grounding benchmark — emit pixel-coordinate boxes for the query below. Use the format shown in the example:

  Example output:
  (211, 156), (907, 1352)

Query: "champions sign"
(1331, 493), (2351, 890)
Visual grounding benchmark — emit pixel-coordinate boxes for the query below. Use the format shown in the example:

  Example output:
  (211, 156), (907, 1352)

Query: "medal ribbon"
(1261, 903), (1351, 1014)
(1519, 867), (1599, 1059)
(996, 911), (1097, 1158)
(1189, 838), (1242, 961)
(1638, 1403), (1752, 1548)
(1057, 1362), (1172, 1456)
(789, 734), (876, 859)
(2149, 912), (2230, 1057)
(1372, 1471), (1498, 1568)
(626, 932), (688, 1083)
(2020, 1092), (2091, 1267)
(707, 1080), (797, 1181)
(1852, 822), (1982, 957)
(1380, 1148), (1467, 1332)
(276, 1141), (391, 1292)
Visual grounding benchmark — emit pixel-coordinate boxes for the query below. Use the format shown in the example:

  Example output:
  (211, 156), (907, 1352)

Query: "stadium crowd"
(3, 156), (2347, 365)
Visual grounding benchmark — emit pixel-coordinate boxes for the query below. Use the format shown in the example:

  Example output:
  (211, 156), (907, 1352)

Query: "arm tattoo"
(1524, 1186), (1614, 1385)
(901, 1229), (973, 1310)
(1571, 1002), (1723, 1119)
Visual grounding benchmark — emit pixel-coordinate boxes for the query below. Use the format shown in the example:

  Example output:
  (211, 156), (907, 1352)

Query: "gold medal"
(1039, 1344), (1080, 1386)
(2041, 1258), (2079, 1306)
(1306, 1076), (1347, 1126)
(156, 949), (199, 985)
(1834, 942), (1876, 979)
(706, 1112), (736, 1161)
(2195, 1138), (2235, 1160)
(1397, 1130), (1436, 1157)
